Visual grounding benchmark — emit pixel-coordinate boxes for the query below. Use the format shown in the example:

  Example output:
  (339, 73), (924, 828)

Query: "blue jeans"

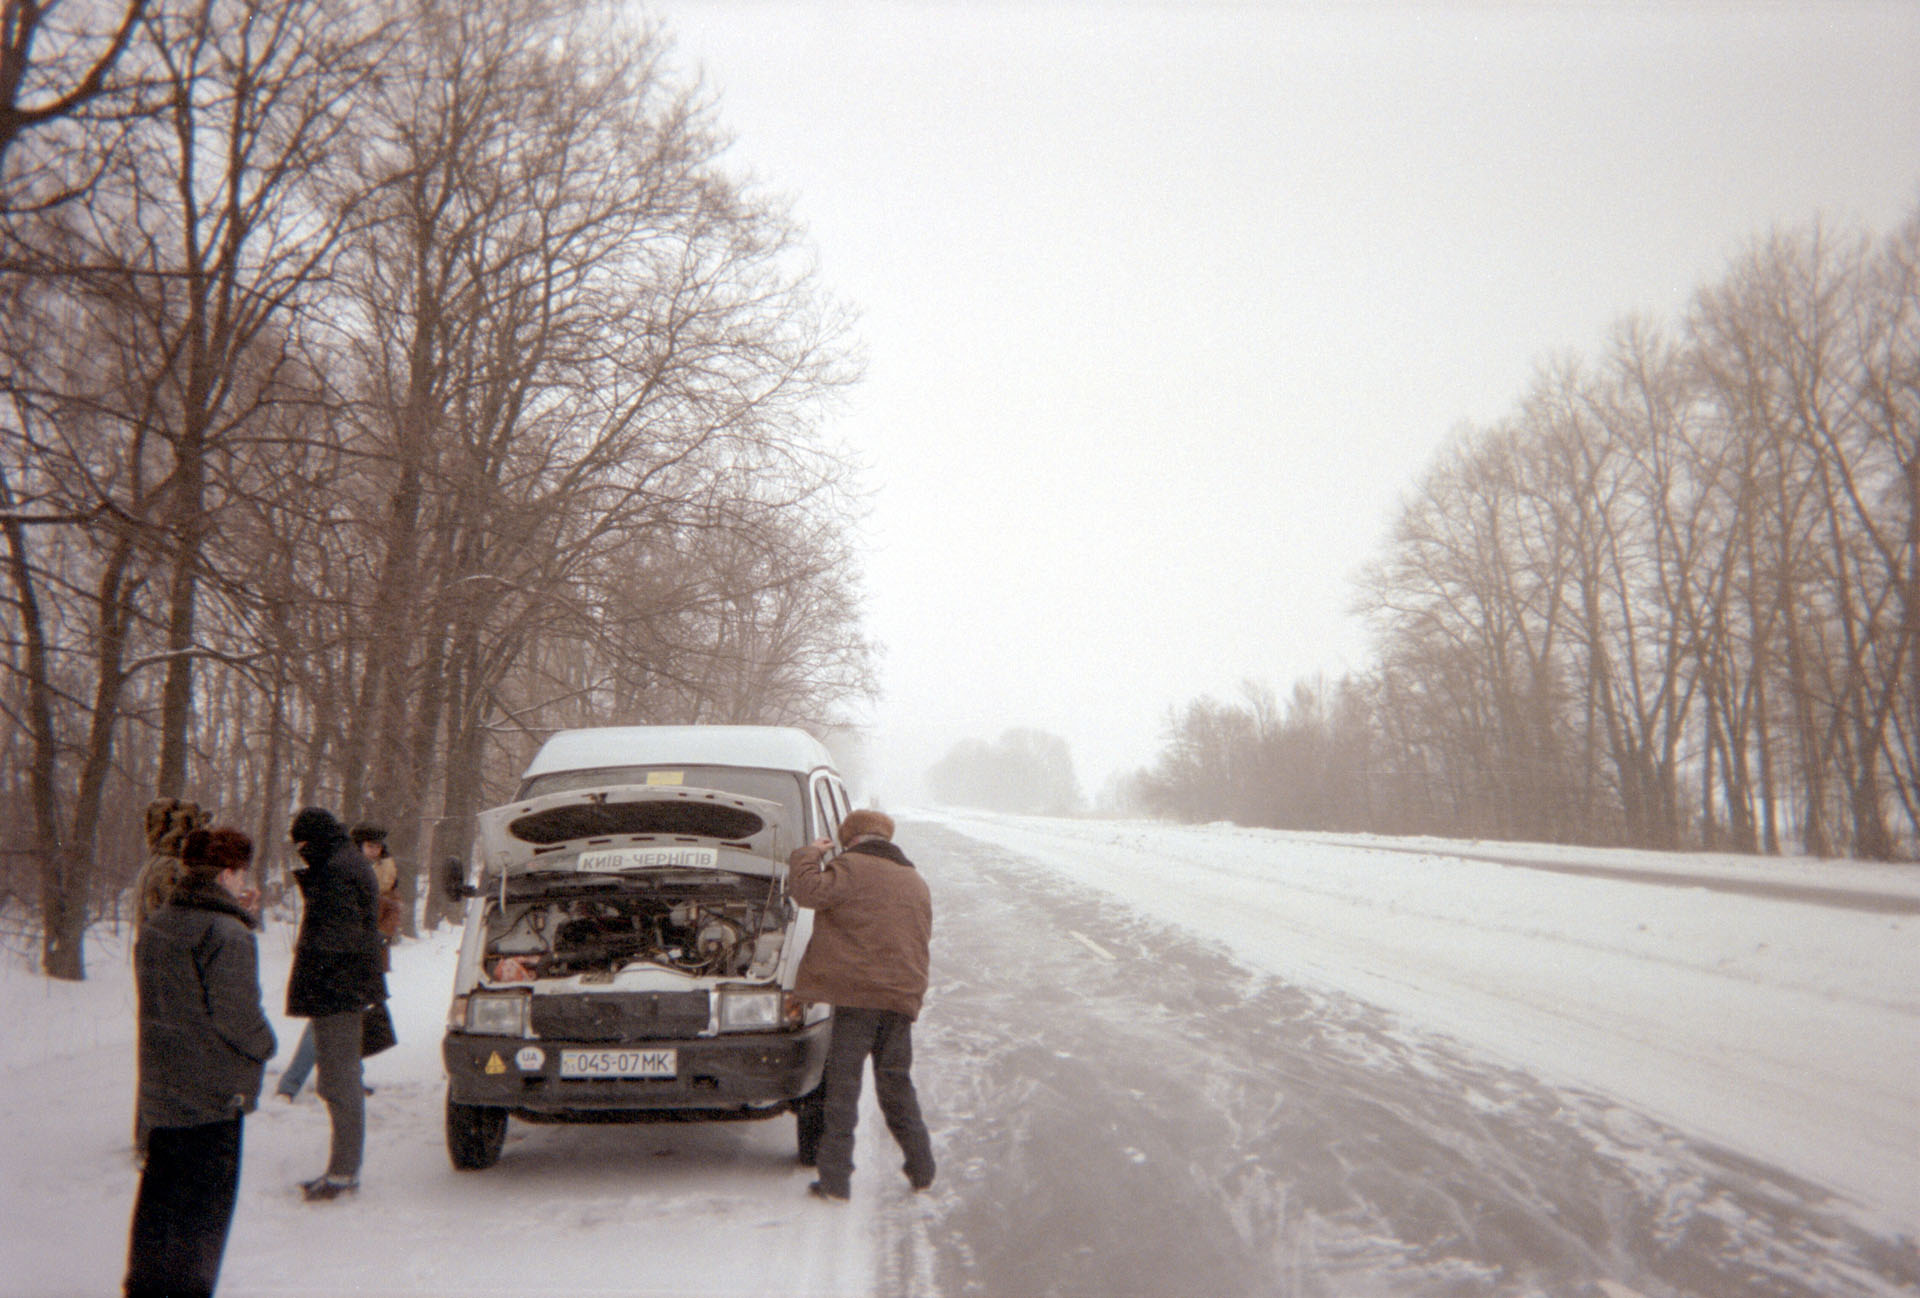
(275, 1022), (316, 1098)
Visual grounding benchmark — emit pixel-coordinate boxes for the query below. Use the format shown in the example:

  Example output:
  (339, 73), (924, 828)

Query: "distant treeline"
(927, 729), (1082, 817)
(1, 1), (874, 978)
(1127, 206), (1919, 861)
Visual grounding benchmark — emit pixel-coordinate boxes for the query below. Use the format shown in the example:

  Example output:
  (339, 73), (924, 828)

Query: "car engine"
(482, 884), (783, 981)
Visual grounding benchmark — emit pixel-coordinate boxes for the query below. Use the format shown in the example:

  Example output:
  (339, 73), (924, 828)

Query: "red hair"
(181, 827), (253, 876)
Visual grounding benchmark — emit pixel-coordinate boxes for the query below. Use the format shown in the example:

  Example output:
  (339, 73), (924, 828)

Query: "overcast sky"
(645, 0), (1920, 804)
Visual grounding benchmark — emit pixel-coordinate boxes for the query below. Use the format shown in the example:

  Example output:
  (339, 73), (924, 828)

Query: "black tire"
(446, 1092), (507, 1170)
(792, 1081), (826, 1166)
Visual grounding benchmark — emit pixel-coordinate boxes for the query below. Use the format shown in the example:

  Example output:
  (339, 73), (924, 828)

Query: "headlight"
(465, 992), (529, 1036)
(717, 987), (783, 1032)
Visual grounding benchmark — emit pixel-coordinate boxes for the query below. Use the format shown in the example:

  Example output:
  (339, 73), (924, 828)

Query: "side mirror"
(441, 856), (474, 900)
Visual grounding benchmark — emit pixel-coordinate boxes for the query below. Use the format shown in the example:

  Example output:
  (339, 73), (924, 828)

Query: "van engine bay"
(481, 877), (788, 982)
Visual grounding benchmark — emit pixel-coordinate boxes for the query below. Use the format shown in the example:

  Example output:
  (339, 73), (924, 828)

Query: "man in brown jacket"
(789, 809), (935, 1201)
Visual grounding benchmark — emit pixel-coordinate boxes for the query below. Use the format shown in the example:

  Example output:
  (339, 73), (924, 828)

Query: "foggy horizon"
(652, 0), (1920, 805)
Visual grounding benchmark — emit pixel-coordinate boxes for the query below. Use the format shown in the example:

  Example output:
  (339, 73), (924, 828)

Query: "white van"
(439, 725), (852, 1170)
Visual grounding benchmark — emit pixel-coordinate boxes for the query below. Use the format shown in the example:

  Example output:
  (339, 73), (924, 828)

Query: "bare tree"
(1863, 211), (1920, 843)
(1161, 205), (1918, 860)
(0, 0), (892, 971)
(115, 0), (385, 797)
(327, 0), (864, 921)
(1355, 418), (1584, 841)
(0, 0), (146, 202)
(1691, 223), (1905, 856)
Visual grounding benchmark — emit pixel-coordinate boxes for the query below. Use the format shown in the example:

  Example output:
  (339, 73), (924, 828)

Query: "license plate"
(559, 1048), (678, 1078)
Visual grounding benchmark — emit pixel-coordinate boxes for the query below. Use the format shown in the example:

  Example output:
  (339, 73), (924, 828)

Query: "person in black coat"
(126, 827), (275, 1298)
(285, 806), (388, 1201)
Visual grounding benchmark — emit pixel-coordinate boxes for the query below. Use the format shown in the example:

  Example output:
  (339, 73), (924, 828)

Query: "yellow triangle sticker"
(485, 1052), (507, 1075)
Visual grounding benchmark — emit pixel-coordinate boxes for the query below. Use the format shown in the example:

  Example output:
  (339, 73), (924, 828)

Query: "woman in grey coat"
(125, 827), (275, 1298)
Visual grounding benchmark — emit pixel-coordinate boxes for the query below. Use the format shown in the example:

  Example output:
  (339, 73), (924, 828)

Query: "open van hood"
(473, 785), (788, 880)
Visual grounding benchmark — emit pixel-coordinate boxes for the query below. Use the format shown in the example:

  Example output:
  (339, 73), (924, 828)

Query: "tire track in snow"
(896, 820), (1920, 1298)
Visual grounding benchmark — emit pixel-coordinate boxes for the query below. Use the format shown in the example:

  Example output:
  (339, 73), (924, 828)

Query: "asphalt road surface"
(885, 820), (1918, 1298)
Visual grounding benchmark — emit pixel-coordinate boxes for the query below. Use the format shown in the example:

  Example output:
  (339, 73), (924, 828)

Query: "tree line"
(925, 728), (1082, 817)
(1131, 205), (1919, 862)
(1, 0), (875, 978)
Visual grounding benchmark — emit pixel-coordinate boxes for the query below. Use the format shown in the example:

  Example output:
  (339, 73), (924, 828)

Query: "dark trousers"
(814, 1006), (935, 1196)
(125, 1116), (242, 1298)
(311, 1010), (365, 1178)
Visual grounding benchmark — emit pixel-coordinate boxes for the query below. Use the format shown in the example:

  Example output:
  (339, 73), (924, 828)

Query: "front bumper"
(443, 1019), (830, 1116)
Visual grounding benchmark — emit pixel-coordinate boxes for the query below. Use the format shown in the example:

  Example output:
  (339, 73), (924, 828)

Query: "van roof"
(521, 725), (839, 781)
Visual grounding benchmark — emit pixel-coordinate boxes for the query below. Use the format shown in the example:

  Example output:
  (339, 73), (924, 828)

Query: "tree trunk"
(1849, 762), (1895, 861)
(155, 341), (214, 798)
(4, 494), (78, 978)
(391, 618), (451, 938)
(426, 701), (486, 931)
(154, 537), (200, 797)
(65, 534), (148, 958)
(1781, 593), (1832, 856)
(256, 663), (289, 896)
(341, 345), (434, 815)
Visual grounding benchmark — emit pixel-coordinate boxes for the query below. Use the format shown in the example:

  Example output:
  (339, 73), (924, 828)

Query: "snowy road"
(4, 813), (1917, 1296)
(904, 818), (1919, 1298)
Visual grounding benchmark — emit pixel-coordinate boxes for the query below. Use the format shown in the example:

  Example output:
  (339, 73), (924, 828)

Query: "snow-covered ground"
(1, 815), (1914, 1295)
(0, 916), (891, 1297)
(918, 810), (1920, 1237)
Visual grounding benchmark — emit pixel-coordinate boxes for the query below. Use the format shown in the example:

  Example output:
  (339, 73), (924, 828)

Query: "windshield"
(516, 765), (809, 841)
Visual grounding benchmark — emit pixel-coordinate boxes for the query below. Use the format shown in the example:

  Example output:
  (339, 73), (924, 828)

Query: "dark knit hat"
(839, 809), (894, 844)
(350, 822), (389, 847)
(182, 827), (253, 876)
(289, 806), (342, 845)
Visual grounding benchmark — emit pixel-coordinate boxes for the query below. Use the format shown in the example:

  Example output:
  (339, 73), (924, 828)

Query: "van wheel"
(793, 1082), (826, 1166)
(446, 1092), (507, 1170)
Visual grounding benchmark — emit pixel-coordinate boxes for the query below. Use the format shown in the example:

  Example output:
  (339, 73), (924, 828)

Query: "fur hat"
(350, 822), (389, 847)
(289, 806), (343, 845)
(181, 827), (253, 877)
(144, 798), (207, 857)
(839, 809), (895, 844)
